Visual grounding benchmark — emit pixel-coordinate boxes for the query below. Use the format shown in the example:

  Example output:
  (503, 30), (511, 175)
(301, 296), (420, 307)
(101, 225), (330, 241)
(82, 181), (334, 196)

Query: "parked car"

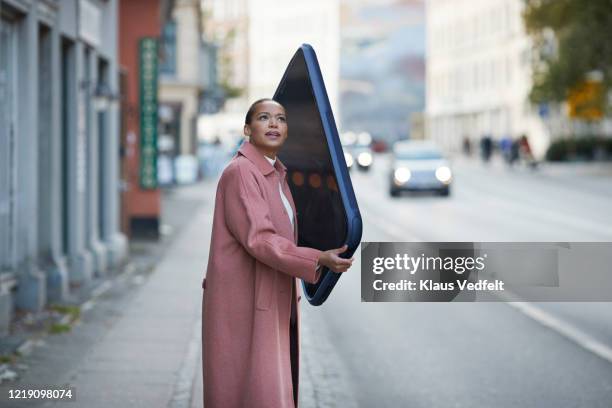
(389, 141), (452, 197)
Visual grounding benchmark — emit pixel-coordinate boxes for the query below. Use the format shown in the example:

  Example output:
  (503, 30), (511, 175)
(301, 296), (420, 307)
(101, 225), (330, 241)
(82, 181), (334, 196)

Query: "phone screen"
(274, 50), (347, 253)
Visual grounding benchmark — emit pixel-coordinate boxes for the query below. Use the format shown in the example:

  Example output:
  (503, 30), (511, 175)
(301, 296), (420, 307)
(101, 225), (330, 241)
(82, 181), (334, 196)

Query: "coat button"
(202, 278), (206, 289)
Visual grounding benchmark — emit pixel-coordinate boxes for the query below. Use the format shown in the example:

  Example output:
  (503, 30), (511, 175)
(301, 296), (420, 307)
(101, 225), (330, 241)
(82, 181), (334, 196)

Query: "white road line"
(505, 300), (612, 364)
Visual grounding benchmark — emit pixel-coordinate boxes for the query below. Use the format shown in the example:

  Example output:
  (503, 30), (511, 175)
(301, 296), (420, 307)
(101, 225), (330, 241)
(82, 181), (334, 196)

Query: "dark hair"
(245, 98), (284, 125)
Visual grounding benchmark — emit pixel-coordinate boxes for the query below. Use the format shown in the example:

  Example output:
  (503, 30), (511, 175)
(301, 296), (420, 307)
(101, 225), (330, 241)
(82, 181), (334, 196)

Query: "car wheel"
(439, 187), (450, 197)
(390, 188), (400, 197)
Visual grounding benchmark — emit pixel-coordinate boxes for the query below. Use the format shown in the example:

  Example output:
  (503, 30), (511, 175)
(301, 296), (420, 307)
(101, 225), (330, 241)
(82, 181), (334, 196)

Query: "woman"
(202, 98), (353, 408)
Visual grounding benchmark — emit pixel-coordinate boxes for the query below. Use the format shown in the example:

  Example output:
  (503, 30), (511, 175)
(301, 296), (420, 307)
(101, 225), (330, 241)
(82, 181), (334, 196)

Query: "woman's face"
(244, 101), (288, 158)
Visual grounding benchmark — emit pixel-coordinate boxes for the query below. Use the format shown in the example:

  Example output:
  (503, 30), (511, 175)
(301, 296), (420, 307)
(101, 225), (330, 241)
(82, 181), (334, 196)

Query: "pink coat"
(202, 140), (322, 408)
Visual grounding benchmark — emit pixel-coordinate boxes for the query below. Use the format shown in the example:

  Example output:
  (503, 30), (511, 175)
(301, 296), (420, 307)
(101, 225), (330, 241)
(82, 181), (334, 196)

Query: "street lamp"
(81, 79), (119, 111)
(93, 81), (119, 111)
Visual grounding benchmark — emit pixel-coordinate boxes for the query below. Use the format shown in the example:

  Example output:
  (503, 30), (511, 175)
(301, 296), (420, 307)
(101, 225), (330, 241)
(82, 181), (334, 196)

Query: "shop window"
(160, 19), (177, 76)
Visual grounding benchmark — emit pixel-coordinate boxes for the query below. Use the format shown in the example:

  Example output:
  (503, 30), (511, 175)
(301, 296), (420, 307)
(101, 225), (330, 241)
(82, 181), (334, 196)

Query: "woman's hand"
(317, 245), (354, 273)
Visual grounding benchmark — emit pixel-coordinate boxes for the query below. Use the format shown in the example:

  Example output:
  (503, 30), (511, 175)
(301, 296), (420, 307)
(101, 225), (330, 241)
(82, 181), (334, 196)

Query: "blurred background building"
(0, 0), (127, 335)
(426, 0), (552, 158)
(119, 0), (167, 239)
(158, 0), (214, 185)
(198, 0), (340, 147)
(120, 0), (217, 238)
(0, 0), (219, 337)
(340, 0), (425, 144)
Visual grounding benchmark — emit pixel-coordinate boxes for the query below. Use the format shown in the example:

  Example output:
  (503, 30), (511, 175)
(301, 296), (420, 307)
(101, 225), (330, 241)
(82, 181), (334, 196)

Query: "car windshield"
(395, 149), (443, 160)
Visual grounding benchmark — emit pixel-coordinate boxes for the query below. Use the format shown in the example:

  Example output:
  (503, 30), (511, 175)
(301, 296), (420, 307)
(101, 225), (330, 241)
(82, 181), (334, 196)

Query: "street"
(4, 0), (612, 407)
(299, 154), (612, 407)
(2, 155), (611, 407)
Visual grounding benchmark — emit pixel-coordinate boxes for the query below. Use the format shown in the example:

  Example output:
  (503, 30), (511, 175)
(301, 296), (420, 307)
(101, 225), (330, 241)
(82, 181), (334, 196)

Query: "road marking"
(505, 300), (612, 364)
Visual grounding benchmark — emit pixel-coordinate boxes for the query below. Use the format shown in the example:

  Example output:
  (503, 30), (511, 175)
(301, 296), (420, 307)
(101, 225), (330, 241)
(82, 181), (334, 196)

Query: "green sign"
(139, 37), (159, 189)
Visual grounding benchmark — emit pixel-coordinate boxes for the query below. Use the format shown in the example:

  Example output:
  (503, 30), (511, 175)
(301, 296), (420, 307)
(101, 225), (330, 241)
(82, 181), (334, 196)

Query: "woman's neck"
(251, 143), (277, 160)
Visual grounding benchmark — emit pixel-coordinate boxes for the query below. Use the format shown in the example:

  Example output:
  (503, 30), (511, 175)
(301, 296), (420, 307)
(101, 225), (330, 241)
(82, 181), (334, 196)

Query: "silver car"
(389, 141), (452, 197)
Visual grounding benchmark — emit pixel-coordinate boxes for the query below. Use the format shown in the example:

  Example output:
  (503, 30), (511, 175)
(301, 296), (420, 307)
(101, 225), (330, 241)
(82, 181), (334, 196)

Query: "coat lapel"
(238, 140), (298, 242)
(279, 168), (298, 243)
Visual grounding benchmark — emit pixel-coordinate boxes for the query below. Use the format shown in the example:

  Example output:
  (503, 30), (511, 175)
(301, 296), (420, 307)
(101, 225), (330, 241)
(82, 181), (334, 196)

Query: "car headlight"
(344, 152), (354, 168)
(357, 152), (373, 166)
(394, 167), (411, 183)
(435, 166), (452, 184)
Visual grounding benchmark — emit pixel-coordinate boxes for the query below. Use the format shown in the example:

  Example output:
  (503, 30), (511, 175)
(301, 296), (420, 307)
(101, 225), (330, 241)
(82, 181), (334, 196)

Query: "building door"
(0, 16), (18, 272)
(97, 59), (109, 242)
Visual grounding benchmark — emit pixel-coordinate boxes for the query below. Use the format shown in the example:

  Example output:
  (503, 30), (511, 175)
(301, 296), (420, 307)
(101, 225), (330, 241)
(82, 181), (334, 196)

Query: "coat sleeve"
(222, 162), (322, 284)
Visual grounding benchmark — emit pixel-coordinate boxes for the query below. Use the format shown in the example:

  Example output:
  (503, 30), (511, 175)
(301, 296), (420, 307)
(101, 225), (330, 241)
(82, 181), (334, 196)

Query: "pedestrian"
(510, 137), (520, 166)
(519, 134), (538, 169)
(480, 134), (492, 163)
(500, 135), (513, 165)
(202, 98), (353, 408)
(462, 135), (471, 157)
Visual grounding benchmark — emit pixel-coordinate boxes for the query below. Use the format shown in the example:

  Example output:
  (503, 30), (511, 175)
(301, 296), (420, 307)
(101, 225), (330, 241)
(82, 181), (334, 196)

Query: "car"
(344, 150), (354, 171)
(389, 141), (452, 197)
(371, 139), (388, 153)
(351, 144), (373, 172)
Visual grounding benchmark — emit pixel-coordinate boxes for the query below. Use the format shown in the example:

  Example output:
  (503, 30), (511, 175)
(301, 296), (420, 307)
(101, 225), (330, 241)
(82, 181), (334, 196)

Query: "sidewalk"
(0, 175), (356, 408)
(0, 181), (214, 407)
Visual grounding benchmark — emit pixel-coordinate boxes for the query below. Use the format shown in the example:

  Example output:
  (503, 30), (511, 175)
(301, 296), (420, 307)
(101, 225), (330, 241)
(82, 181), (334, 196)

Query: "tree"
(523, 0), (612, 118)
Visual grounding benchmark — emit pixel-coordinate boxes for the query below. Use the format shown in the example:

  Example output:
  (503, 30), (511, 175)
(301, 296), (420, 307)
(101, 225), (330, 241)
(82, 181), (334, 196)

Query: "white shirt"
(265, 155), (294, 228)
(266, 156), (321, 273)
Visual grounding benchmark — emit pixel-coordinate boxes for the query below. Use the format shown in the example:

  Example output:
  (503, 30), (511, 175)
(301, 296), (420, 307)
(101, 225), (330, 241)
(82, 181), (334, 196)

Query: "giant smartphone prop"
(273, 44), (362, 306)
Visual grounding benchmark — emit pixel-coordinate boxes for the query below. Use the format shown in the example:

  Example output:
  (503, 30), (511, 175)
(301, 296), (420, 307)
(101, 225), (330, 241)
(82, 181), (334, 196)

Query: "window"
(160, 20), (177, 76)
(0, 15), (18, 270)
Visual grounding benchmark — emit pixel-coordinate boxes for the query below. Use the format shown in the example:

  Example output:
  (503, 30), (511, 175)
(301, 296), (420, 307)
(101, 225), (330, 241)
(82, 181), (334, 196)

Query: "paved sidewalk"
(0, 176), (357, 408)
(66, 185), (212, 408)
(0, 182), (214, 407)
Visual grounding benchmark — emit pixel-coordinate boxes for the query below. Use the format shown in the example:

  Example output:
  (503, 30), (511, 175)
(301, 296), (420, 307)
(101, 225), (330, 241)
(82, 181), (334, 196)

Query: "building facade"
(201, 0), (249, 115)
(199, 0), (340, 145)
(118, 0), (168, 238)
(158, 0), (207, 166)
(425, 0), (552, 158)
(248, 0), (340, 116)
(0, 0), (127, 335)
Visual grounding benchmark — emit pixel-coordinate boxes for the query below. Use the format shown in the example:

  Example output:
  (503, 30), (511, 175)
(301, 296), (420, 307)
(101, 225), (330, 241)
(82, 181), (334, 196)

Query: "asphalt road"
(299, 155), (612, 408)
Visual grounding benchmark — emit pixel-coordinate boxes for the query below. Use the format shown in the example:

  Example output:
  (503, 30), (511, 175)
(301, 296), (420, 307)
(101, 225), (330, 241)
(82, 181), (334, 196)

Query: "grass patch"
(0, 354), (14, 364)
(49, 304), (81, 322)
(47, 304), (81, 334)
(49, 323), (72, 334)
